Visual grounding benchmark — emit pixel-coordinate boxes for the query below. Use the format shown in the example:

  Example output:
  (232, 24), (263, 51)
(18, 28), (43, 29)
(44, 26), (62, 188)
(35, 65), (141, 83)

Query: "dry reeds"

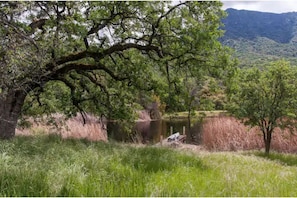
(202, 116), (297, 153)
(16, 113), (108, 142)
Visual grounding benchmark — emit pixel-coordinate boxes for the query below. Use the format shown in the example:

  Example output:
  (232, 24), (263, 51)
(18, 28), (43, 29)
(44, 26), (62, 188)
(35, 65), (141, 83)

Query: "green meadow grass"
(0, 134), (297, 196)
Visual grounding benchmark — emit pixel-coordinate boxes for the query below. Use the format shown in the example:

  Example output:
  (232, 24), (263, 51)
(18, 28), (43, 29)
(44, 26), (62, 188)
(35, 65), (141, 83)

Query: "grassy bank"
(1, 135), (297, 196)
(162, 110), (227, 120)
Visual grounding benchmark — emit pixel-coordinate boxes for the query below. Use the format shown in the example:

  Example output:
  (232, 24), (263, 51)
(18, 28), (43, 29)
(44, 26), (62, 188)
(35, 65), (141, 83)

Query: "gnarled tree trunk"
(0, 90), (26, 139)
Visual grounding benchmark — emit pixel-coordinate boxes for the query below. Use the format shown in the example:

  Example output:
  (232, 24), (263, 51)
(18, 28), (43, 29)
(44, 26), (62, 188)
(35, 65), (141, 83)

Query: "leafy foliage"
(227, 60), (297, 154)
(0, 1), (233, 138)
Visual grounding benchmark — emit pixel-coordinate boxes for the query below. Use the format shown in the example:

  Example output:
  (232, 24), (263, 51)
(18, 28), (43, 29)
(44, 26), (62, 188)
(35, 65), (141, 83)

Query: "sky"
(222, 1), (297, 14)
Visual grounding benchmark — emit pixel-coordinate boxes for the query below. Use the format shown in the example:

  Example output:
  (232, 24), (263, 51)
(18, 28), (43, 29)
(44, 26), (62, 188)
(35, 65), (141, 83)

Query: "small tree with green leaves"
(227, 60), (297, 155)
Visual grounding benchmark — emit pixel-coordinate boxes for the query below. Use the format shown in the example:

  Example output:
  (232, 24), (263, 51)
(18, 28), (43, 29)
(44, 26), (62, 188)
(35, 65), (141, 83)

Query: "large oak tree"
(0, 1), (231, 139)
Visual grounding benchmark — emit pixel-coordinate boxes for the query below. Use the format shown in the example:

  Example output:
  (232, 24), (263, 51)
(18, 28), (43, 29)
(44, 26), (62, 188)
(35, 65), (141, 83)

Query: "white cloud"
(222, 1), (297, 13)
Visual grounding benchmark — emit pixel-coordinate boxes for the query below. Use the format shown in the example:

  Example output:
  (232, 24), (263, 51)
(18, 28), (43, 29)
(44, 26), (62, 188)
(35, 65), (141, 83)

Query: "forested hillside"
(221, 8), (297, 66)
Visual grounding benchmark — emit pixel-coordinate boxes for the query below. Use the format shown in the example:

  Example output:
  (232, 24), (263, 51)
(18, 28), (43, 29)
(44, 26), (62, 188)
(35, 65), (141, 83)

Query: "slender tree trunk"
(0, 90), (26, 139)
(264, 131), (272, 155)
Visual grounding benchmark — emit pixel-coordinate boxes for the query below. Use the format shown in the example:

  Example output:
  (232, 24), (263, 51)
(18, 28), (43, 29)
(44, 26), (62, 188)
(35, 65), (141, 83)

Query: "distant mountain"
(221, 8), (297, 66)
(222, 8), (297, 43)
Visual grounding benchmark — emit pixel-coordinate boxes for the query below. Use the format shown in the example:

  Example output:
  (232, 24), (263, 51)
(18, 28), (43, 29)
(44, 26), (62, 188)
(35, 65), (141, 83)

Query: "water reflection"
(107, 119), (203, 145)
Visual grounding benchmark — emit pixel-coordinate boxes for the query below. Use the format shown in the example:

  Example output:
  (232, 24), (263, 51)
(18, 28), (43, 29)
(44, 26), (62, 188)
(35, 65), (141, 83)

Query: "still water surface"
(107, 119), (203, 144)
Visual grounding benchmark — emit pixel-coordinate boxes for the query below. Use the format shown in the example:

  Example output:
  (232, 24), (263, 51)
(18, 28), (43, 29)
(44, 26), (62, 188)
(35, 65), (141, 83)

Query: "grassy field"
(1, 135), (297, 196)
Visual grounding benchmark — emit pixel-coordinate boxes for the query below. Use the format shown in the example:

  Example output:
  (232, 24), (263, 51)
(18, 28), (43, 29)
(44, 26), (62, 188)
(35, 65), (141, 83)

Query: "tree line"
(1, 1), (296, 155)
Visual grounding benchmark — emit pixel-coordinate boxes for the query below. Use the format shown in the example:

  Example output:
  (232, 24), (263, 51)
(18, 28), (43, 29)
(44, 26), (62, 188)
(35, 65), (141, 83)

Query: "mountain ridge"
(221, 8), (297, 66)
(222, 8), (297, 43)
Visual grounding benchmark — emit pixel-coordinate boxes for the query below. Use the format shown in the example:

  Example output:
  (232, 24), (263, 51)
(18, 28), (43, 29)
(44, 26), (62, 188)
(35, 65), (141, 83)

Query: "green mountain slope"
(221, 9), (297, 66)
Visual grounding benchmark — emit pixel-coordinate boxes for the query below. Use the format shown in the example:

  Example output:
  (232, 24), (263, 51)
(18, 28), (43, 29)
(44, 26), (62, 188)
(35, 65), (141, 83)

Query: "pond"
(107, 119), (203, 145)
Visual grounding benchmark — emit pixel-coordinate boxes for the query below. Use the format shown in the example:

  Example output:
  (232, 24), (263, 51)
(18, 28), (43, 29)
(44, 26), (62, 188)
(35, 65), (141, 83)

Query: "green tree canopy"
(227, 60), (297, 154)
(0, 1), (231, 139)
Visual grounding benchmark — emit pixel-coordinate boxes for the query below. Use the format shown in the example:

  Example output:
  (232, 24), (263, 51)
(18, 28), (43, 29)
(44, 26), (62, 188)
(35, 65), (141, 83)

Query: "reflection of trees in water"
(188, 122), (202, 145)
(134, 121), (151, 144)
(107, 119), (203, 144)
(135, 121), (163, 144)
(106, 122), (126, 141)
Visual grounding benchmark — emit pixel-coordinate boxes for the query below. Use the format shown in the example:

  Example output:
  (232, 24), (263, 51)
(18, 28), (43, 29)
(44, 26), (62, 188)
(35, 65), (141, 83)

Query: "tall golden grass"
(16, 113), (297, 153)
(16, 113), (108, 142)
(202, 116), (297, 153)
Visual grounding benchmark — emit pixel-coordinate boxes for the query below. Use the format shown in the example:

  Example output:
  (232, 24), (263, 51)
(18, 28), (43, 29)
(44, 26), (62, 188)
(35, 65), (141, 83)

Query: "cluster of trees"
(0, 1), (232, 138)
(1, 1), (296, 155)
(223, 37), (297, 68)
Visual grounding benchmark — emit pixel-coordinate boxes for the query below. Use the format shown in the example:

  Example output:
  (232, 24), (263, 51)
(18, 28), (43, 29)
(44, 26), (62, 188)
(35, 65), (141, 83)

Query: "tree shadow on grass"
(253, 151), (297, 167)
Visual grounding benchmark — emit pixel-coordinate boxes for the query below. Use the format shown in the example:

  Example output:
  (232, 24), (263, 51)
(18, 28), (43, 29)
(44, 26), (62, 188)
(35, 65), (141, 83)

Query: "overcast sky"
(222, 1), (297, 14)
